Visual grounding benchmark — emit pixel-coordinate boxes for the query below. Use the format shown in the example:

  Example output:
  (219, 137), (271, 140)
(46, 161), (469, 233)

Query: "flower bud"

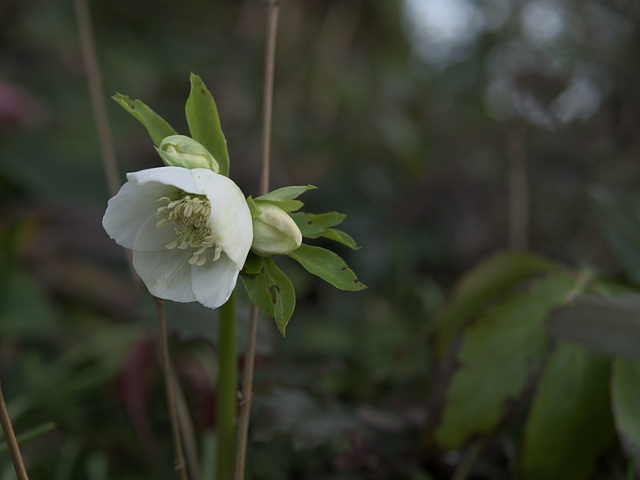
(251, 203), (302, 256)
(156, 135), (220, 172)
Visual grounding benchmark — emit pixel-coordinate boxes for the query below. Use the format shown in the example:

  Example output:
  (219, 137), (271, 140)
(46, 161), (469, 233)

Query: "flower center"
(156, 194), (222, 266)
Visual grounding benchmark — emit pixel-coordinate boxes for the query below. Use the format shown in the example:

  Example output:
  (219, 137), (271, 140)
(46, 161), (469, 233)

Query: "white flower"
(103, 166), (253, 309)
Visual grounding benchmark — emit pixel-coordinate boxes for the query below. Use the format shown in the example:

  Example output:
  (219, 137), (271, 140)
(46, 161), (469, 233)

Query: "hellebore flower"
(103, 166), (253, 309)
(251, 203), (302, 256)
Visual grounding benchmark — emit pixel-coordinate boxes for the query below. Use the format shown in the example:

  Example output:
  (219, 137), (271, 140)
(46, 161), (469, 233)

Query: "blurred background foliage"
(2, 0), (640, 478)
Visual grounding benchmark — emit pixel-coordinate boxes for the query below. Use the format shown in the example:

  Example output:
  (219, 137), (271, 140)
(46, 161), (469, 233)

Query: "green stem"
(217, 289), (237, 480)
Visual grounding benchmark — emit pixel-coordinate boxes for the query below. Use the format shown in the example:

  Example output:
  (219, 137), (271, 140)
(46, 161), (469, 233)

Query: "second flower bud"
(251, 203), (302, 256)
(156, 135), (220, 172)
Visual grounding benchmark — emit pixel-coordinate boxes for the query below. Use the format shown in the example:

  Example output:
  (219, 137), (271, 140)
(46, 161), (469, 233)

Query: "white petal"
(103, 180), (169, 249)
(191, 253), (240, 309)
(133, 214), (178, 252)
(126, 166), (200, 194)
(133, 249), (197, 303)
(103, 166), (198, 249)
(190, 169), (253, 269)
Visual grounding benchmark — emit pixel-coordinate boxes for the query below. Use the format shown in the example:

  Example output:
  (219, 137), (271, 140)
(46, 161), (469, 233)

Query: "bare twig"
(155, 298), (189, 480)
(258, 0), (280, 198)
(73, 0), (120, 198)
(235, 2), (280, 479)
(234, 304), (259, 480)
(171, 366), (201, 480)
(0, 380), (30, 480)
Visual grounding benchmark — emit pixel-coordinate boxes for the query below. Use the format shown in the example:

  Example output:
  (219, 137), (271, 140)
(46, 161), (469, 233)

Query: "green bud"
(156, 135), (220, 172)
(251, 203), (302, 257)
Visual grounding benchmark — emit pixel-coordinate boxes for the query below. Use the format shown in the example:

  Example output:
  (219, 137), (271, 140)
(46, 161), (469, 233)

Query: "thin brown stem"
(234, 304), (259, 480)
(0, 380), (30, 480)
(155, 298), (189, 480)
(235, 2), (280, 479)
(258, 0), (280, 198)
(171, 366), (201, 480)
(73, 0), (120, 198)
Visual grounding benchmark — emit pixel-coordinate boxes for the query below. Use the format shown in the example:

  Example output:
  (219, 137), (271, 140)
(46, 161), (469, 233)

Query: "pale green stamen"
(156, 194), (220, 266)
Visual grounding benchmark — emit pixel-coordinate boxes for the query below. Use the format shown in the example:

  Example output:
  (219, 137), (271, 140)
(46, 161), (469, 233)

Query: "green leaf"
(112, 94), (177, 145)
(292, 212), (346, 237)
(520, 345), (614, 480)
(592, 187), (640, 286)
(264, 258), (295, 335)
(430, 251), (562, 358)
(255, 198), (304, 213)
(291, 212), (359, 249)
(185, 73), (230, 176)
(257, 185), (316, 203)
(429, 275), (577, 450)
(546, 295), (640, 360)
(256, 185), (316, 211)
(241, 258), (295, 335)
(242, 267), (274, 317)
(242, 252), (264, 275)
(612, 359), (640, 473)
(320, 228), (359, 250)
(288, 244), (365, 291)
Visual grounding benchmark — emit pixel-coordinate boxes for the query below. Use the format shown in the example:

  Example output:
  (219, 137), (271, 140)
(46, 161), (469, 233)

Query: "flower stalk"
(217, 290), (237, 480)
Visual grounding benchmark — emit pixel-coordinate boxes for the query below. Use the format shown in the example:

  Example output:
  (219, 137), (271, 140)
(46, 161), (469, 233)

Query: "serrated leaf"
(320, 228), (359, 250)
(592, 187), (640, 286)
(241, 258), (295, 335)
(431, 251), (562, 358)
(292, 212), (346, 237)
(288, 244), (365, 291)
(612, 359), (640, 474)
(546, 295), (640, 360)
(520, 345), (614, 480)
(430, 275), (577, 450)
(185, 73), (230, 176)
(112, 94), (177, 145)
(291, 212), (358, 249)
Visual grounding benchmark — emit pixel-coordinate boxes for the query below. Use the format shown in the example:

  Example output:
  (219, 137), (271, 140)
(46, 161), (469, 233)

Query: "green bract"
(156, 135), (220, 172)
(251, 203), (302, 256)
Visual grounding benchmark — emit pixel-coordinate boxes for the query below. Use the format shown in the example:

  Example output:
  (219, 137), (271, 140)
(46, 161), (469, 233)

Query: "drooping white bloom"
(103, 166), (253, 309)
